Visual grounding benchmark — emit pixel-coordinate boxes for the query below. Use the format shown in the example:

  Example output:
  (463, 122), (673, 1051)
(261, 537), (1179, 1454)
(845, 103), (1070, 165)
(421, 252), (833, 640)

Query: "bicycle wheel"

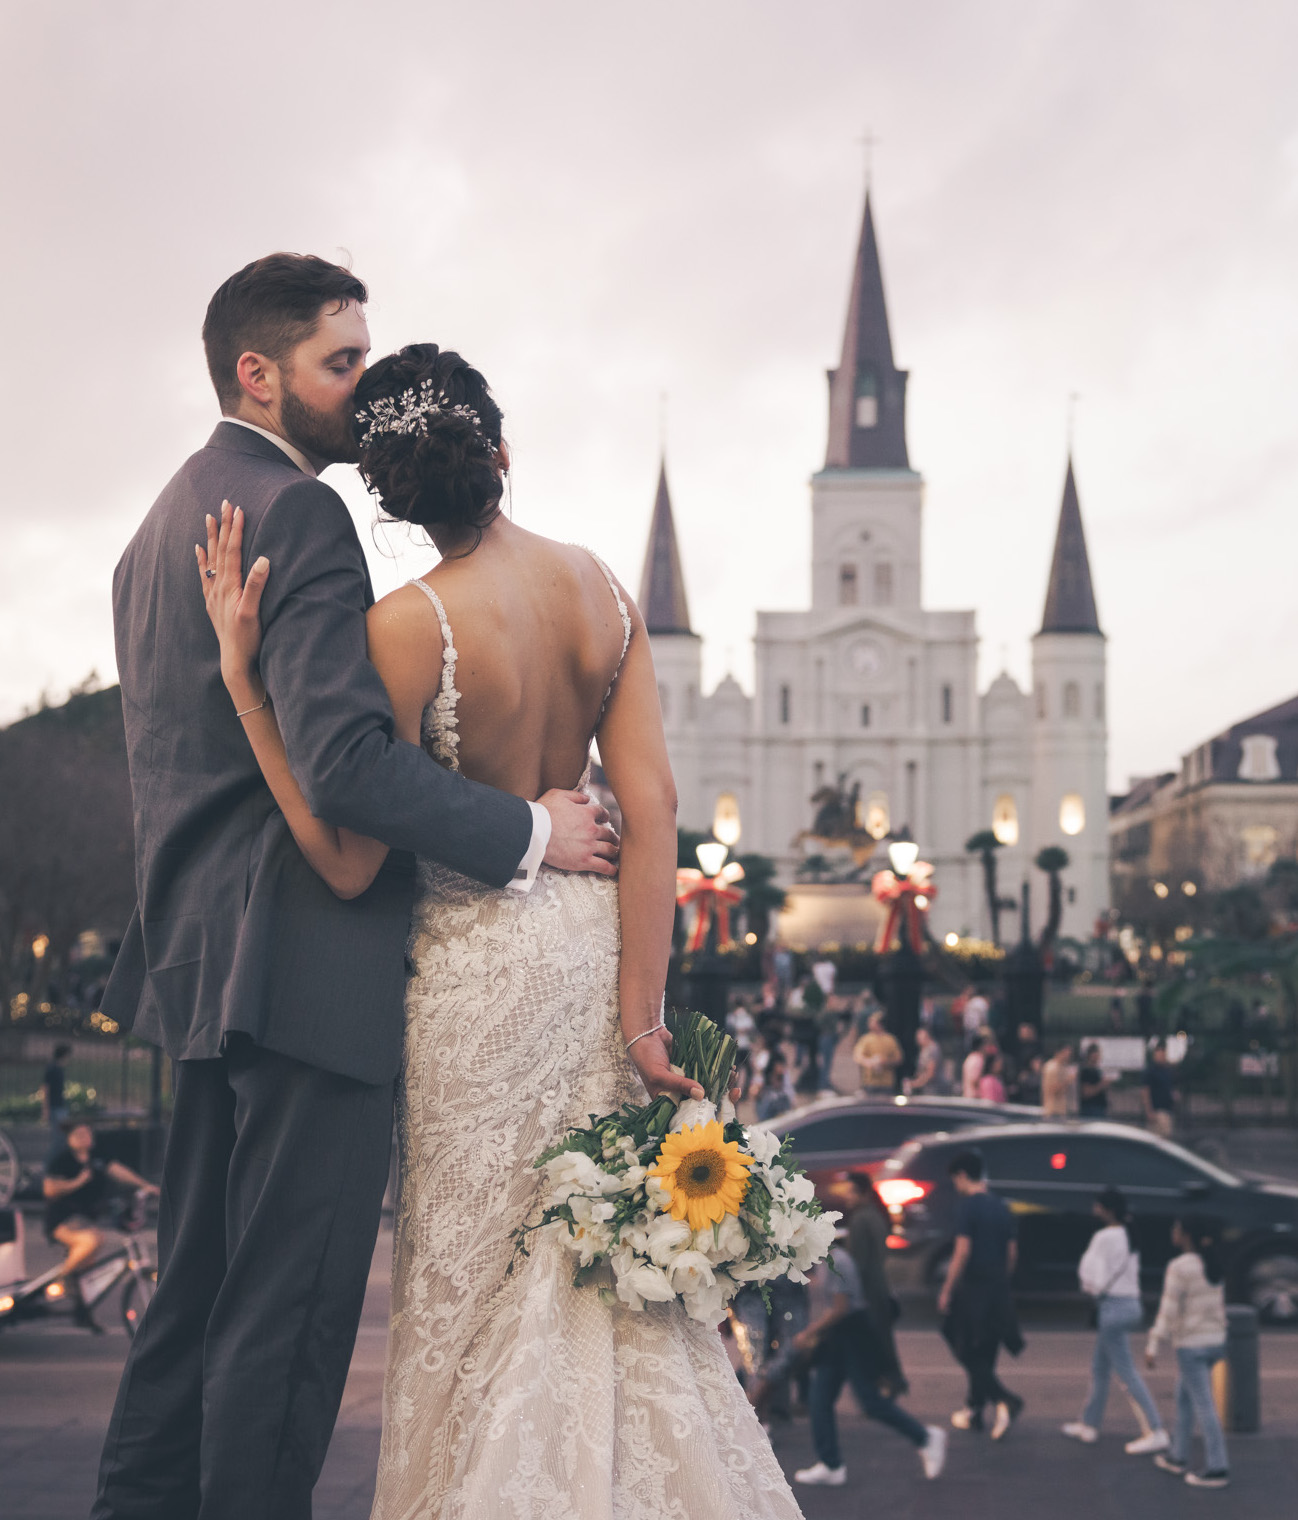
(120, 1270), (157, 1338)
(0, 1127), (18, 1207)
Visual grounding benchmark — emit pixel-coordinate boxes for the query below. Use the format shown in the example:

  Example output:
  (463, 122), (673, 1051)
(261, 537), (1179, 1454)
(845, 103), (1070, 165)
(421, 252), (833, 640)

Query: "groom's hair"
(203, 253), (368, 411)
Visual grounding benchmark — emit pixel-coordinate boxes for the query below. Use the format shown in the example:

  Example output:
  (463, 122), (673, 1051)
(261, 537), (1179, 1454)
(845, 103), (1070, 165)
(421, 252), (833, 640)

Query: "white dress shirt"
(217, 416), (551, 891)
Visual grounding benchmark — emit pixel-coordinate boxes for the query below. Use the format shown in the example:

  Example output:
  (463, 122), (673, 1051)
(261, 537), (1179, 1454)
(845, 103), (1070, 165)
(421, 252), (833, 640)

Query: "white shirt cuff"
(507, 801), (551, 893)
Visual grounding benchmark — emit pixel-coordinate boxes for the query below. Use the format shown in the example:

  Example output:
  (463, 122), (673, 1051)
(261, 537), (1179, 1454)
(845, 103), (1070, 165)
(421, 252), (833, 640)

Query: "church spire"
(825, 191), (910, 471)
(1039, 457), (1101, 634)
(638, 458), (692, 635)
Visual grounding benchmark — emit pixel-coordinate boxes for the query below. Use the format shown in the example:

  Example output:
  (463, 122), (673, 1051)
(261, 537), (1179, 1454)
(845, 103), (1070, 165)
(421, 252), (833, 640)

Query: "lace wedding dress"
(370, 558), (803, 1520)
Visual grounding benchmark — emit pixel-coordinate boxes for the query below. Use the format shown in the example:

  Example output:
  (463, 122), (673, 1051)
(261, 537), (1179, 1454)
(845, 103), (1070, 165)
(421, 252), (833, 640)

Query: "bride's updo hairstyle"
(353, 343), (504, 544)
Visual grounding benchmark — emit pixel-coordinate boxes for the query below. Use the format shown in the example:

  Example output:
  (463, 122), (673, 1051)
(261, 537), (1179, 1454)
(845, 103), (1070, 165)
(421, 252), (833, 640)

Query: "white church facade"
(638, 190), (1109, 946)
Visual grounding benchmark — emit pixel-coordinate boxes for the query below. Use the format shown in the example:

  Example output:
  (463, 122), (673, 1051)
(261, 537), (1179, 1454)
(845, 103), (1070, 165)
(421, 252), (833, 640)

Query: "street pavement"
(3, 1222), (1297, 1519)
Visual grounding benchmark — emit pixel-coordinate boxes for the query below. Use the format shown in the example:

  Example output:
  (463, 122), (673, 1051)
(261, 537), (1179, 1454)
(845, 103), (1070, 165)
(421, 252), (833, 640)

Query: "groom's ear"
(235, 349), (279, 408)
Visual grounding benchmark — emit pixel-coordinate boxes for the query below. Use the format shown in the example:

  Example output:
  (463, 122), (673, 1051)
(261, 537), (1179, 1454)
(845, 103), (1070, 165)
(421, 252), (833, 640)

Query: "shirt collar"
(220, 417), (317, 477)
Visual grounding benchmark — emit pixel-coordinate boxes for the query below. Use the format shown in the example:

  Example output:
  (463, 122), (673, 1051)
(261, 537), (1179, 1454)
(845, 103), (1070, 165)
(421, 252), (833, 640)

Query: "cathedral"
(637, 189), (1110, 946)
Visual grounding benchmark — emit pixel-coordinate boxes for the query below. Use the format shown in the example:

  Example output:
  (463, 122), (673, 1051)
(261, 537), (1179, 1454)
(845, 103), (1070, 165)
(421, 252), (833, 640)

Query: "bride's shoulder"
(366, 579), (449, 650)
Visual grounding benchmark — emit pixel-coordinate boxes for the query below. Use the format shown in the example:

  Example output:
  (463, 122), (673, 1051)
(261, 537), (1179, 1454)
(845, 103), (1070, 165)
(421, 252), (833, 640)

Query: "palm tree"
(966, 830), (1004, 946)
(1035, 846), (1070, 953)
(736, 853), (787, 946)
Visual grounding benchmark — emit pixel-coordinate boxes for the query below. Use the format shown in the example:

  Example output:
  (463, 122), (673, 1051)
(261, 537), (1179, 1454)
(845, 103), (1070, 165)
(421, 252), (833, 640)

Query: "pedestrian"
(1063, 1187), (1168, 1452)
(938, 1149), (1025, 1439)
(977, 1049), (1007, 1104)
(1145, 1217), (1230, 1489)
(844, 1173), (907, 1395)
(910, 1026), (944, 1095)
(1136, 984), (1156, 1040)
(42, 1042), (73, 1165)
(1142, 1041), (1178, 1138)
(814, 996), (845, 1092)
(783, 1243), (947, 1486)
(961, 1034), (986, 1099)
(1078, 1043), (1111, 1118)
(756, 1053), (795, 1121)
(853, 1010), (903, 1097)
(1108, 995), (1125, 1032)
(963, 987), (989, 1050)
(1011, 1052), (1043, 1107)
(1041, 1042), (1078, 1117)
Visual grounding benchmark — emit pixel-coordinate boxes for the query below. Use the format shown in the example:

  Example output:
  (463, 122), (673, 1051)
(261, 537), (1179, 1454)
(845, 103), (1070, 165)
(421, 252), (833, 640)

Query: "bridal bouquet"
(520, 1010), (840, 1326)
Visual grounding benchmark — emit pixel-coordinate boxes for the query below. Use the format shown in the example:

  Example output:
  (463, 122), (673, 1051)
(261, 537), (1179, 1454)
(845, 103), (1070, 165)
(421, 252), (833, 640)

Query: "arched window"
(1095, 683), (1105, 721)
(1059, 793), (1086, 836)
(838, 564), (859, 605)
(1036, 685), (1047, 720)
(992, 795), (1019, 846)
(1063, 681), (1081, 718)
(941, 683), (953, 724)
(687, 684), (698, 722)
(779, 684), (791, 725)
(658, 683), (670, 721)
(860, 703), (871, 728)
(874, 562), (894, 605)
(1239, 734), (1280, 782)
(855, 368), (878, 427)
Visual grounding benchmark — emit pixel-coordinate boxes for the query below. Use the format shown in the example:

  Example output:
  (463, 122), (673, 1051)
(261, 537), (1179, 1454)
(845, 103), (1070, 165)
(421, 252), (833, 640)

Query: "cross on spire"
(857, 127), (880, 189)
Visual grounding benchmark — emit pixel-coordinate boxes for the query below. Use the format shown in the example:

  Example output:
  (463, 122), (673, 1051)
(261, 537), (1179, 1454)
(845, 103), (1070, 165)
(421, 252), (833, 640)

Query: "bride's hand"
(626, 1027), (705, 1103)
(196, 500), (270, 708)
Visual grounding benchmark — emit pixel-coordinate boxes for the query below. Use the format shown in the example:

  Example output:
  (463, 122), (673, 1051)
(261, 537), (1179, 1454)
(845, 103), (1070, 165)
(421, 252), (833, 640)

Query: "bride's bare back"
(368, 521), (629, 799)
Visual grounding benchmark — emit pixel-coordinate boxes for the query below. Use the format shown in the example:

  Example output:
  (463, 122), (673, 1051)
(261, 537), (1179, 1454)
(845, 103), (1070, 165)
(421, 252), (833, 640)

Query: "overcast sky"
(3, 1), (1296, 793)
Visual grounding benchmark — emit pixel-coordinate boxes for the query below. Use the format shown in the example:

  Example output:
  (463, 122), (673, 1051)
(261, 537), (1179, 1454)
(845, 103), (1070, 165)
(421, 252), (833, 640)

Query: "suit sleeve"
(248, 477), (532, 886)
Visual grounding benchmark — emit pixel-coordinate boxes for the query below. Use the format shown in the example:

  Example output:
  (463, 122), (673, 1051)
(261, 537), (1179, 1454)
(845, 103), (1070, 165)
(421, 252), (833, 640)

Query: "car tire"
(1242, 1248), (1298, 1325)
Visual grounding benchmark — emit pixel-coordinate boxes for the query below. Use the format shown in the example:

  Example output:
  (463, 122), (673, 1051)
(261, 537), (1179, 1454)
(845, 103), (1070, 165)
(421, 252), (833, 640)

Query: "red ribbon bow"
(676, 868), (745, 952)
(871, 864), (937, 954)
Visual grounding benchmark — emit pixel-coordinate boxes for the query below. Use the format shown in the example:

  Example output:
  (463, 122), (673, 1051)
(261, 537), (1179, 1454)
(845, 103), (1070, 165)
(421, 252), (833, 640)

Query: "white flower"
(668, 1250), (717, 1295)
(681, 1276), (730, 1325)
(590, 1199), (616, 1224)
(702, 1214), (749, 1262)
(622, 1164), (647, 1189)
(744, 1126), (782, 1166)
(669, 1097), (719, 1134)
(645, 1215), (693, 1266)
(784, 1172), (817, 1206)
(791, 1211), (840, 1272)
(569, 1221), (613, 1267)
(621, 1261), (677, 1303)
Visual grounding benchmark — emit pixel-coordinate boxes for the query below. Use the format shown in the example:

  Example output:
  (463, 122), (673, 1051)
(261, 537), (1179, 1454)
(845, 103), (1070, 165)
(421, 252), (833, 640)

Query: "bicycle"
(0, 1188), (157, 1336)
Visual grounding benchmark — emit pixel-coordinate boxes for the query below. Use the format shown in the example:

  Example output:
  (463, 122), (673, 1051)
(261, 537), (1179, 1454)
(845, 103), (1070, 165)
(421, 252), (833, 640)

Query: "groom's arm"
(247, 477), (534, 887)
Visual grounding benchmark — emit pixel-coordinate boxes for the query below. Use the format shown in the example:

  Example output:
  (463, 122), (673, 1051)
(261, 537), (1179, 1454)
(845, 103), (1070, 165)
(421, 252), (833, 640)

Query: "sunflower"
(648, 1120), (755, 1232)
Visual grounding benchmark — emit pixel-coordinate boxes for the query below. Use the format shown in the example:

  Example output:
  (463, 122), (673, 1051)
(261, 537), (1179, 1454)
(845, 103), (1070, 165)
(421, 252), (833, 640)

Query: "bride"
(199, 343), (803, 1519)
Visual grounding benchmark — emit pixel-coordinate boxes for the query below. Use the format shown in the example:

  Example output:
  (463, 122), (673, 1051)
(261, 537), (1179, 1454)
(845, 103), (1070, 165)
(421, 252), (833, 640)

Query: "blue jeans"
(1082, 1297), (1163, 1433)
(1173, 1344), (1228, 1472)
(809, 1314), (927, 1468)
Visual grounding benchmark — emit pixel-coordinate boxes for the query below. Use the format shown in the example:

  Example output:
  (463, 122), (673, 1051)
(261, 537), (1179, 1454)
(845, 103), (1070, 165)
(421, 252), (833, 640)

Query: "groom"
(91, 254), (617, 1520)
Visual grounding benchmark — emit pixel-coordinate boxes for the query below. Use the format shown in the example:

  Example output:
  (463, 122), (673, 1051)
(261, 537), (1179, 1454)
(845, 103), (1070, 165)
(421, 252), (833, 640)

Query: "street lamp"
(879, 827), (925, 1079)
(696, 839), (729, 878)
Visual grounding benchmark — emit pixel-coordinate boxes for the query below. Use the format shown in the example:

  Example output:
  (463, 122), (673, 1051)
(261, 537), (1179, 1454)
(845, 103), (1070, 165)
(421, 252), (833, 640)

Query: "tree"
(966, 830), (1004, 946)
(735, 853), (787, 946)
(1035, 846), (1070, 954)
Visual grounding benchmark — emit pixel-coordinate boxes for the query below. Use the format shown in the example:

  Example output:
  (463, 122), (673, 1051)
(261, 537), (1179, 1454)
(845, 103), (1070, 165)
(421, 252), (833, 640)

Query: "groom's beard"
(280, 380), (360, 465)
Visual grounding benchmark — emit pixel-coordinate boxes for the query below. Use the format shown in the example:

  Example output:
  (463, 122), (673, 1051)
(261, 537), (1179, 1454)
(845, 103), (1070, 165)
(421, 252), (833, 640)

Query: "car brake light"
(0, 1294), (14, 1314)
(877, 1177), (933, 1210)
(885, 1234), (909, 1250)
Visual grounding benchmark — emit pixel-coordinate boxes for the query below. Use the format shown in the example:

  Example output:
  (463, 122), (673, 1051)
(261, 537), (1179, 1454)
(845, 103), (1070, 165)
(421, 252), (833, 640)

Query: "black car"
(764, 1095), (1044, 1209)
(876, 1121), (1298, 1323)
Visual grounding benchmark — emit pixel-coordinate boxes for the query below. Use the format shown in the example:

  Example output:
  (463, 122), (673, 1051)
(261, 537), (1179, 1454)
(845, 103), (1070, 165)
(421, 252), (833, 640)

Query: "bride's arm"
(595, 597), (704, 1104)
(197, 502), (389, 901)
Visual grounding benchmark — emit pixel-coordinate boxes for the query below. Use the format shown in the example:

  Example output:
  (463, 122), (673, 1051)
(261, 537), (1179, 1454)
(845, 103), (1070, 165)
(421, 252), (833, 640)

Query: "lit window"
(874, 562), (894, 605)
(855, 368), (878, 427)
(864, 792), (890, 840)
(992, 795), (1019, 846)
(1064, 681), (1081, 718)
(1238, 734), (1280, 782)
(941, 684), (953, 724)
(860, 704), (871, 728)
(839, 564), (858, 606)
(1060, 793), (1086, 836)
(779, 684), (791, 725)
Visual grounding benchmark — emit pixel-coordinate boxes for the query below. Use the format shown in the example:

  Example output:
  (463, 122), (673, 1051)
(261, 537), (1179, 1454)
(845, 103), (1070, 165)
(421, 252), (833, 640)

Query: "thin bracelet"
(625, 1021), (666, 1052)
(235, 693), (269, 719)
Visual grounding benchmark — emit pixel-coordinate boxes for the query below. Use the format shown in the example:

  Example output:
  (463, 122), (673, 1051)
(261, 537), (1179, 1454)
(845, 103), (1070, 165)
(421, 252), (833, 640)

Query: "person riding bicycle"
(43, 1122), (157, 1314)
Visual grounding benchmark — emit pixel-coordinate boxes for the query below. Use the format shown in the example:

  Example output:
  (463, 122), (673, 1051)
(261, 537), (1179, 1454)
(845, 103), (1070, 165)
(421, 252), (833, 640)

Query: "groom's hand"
(539, 790), (619, 876)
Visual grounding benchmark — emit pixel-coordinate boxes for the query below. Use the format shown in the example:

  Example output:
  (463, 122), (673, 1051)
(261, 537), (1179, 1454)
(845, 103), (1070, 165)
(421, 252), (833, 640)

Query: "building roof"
(824, 193), (910, 471)
(1039, 457), (1102, 635)
(638, 459), (693, 635)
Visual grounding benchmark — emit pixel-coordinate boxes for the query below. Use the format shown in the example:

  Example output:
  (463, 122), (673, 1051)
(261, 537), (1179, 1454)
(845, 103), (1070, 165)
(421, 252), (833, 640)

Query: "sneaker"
(793, 1462), (847, 1486)
(919, 1426), (948, 1479)
(1062, 1422), (1099, 1444)
(950, 1406), (983, 1432)
(1125, 1430), (1171, 1455)
(1185, 1470), (1230, 1489)
(1154, 1454), (1188, 1476)
(991, 1395), (1023, 1441)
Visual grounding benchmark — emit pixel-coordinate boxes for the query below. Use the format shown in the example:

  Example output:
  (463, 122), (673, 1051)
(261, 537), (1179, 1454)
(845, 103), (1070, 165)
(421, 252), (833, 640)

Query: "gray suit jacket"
(102, 422), (533, 1084)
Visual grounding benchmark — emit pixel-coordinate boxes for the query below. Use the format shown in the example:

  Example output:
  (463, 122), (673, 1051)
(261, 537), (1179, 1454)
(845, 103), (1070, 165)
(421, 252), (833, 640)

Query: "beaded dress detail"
(372, 554), (801, 1520)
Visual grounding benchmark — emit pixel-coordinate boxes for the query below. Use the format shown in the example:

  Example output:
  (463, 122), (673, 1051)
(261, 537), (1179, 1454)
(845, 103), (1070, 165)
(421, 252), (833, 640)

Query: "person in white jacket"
(1145, 1217), (1230, 1489)
(1062, 1188), (1168, 1452)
